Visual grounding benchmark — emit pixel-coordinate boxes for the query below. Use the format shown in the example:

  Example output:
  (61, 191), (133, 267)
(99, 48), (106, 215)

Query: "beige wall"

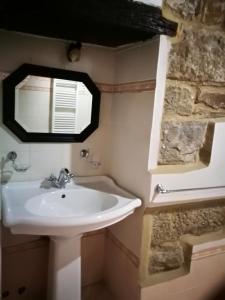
(0, 30), (160, 297)
(0, 30), (115, 186)
(114, 41), (159, 83)
(109, 40), (158, 200)
(0, 30), (116, 297)
(106, 39), (159, 257)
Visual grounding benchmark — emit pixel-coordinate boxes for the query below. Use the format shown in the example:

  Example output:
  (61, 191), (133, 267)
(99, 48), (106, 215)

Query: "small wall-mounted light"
(67, 42), (82, 62)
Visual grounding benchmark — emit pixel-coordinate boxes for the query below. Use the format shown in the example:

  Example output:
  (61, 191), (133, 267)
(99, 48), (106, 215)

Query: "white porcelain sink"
(26, 189), (118, 217)
(2, 175), (141, 300)
(2, 176), (141, 236)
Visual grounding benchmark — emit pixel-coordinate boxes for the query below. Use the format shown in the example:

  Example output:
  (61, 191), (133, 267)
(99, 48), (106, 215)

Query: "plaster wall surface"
(0, 30), (115, 187)
(0, 30), (160, 297)
(0, 30), (115, 297)
(106, 39), (159, 257)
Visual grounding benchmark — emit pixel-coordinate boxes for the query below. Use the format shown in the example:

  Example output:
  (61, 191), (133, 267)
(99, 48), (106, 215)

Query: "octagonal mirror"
(3, 64), (101, 142)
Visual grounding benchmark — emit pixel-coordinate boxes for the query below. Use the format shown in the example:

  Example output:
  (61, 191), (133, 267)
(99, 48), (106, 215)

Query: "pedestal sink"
(2, 176), (141, 300)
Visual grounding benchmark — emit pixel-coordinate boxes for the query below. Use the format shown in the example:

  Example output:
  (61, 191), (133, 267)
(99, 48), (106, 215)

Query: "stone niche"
(140, 0), (225, 287)
(140, 199), (225, 286)
(159, 0), (225, 166)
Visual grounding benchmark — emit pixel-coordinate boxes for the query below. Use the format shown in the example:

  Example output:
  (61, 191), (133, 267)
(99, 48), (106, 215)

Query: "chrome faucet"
(47, 168), (75, 188)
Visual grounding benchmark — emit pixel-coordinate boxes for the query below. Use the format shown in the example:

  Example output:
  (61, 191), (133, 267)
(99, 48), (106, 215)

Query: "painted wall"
(0, 30), (115, 185)
(0, 30), (160, 298)
(106, 39), (159, 257)
(0, 30), (115, 298)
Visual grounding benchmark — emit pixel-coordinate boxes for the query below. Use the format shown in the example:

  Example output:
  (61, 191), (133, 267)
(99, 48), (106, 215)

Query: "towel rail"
(155, 184), (225, 194)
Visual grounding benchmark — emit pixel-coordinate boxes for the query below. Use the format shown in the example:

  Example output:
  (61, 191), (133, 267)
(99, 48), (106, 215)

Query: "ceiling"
(0, 0), (177, 47)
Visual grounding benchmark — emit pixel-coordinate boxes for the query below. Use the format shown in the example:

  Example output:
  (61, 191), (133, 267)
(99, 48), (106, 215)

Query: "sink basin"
(25, 189), (118, 217)
(2, 176), (141, 236)
(2, 175), (141, 300)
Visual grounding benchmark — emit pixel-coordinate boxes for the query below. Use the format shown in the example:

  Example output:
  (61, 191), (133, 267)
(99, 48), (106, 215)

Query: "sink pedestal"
(2, 178), (141, 300)
(47, 235), (82, 300)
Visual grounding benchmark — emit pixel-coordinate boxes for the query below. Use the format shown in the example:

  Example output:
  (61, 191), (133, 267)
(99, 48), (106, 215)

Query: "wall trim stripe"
(3, 238), (48, 254)
(192, 244), (225, 261)
(106, 229), (139, 268)
(0, 71), (155, 93)
(96, 79), (156, 93)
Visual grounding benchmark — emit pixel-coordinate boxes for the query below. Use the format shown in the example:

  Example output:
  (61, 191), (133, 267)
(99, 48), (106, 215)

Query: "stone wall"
(149, 203), (225, 273)
(140, 200), (225, 286)
(159, 0), (225, 165)
(139, 1), (225, 287)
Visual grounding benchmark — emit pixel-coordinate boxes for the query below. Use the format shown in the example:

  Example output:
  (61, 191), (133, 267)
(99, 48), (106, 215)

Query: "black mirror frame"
(3, 64), (101, 143)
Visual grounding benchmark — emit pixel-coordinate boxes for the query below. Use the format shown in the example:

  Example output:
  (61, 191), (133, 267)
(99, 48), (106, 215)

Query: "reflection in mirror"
(15, 76), (93, 134)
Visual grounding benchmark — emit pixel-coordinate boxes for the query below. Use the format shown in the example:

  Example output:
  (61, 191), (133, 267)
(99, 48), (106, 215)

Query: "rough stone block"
(168, 29), (225, 82)
(151, 206), (225, 247)
(149, 242), (184, 273)
(172, 207), (225, 236)
(151, 213), (176, 246)
(164, 81), (196, 116)
(202, 0), (225, 26)
(193, 105), (225, 118)
(159, 120), (207, 164)
(148, 204), (225, 274)
(165, 0), (201, 20)
(197, 87), (225, 109)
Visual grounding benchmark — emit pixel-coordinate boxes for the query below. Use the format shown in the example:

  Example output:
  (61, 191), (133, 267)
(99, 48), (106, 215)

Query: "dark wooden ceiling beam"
(0, 0), (177, 47)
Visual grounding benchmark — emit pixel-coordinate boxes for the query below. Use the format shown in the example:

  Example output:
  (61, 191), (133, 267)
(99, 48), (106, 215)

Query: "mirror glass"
(3, 64), (100, 142)
(15, 75), (93, 134)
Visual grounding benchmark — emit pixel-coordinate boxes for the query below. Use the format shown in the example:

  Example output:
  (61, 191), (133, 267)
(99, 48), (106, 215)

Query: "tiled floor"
(82, 282), (116, 300)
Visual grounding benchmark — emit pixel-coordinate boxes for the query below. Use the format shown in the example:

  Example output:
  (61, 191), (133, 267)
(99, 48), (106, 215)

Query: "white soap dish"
(12, 161), (30, 172)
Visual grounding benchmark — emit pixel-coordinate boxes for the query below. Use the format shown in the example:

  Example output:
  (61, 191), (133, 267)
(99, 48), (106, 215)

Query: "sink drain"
(61, 194), (66, 198)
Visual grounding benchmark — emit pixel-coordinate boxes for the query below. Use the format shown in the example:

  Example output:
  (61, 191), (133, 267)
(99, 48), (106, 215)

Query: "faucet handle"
(68, 171), (76, 179)
(47, 174), (57, 182)
(62, 168), (76, 179)
(59, 168), (68, 174)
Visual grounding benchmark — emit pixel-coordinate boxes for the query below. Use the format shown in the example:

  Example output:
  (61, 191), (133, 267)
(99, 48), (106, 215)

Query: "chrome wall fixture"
(80, 149), (90, 159)
(155, 184), (225, 194)
(7, 151), (30, 172)
(80, 149), (101, 168)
